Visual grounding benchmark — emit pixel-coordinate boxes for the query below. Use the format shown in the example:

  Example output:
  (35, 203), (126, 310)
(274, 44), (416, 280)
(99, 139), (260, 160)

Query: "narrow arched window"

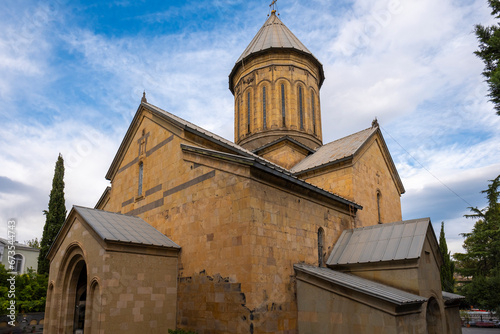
(318, 228), (325, 267)
(237, 97), (240, 138)
(138, 162), (144, 196)
(247, 91), (251, 133)
(377, 191), (382, 224)
(262, 86), (267, 130)
(311, 91), (316, 134)
(298, 86), (304, 130)
(281, 84), (286, 127)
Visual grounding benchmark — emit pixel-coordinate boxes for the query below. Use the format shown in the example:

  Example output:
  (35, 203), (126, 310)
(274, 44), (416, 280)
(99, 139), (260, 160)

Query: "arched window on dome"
(236, 97), (240, 138)
(298, 86), (304, 130)
(262, 86), (267, 130)
(247, 91), (251, 134)
(281, 84), (286, 127)
(311, 90), (316, 135)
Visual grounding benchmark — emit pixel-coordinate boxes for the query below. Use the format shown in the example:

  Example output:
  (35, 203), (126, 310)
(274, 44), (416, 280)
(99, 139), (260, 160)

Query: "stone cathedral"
(44, 9), (463, 334)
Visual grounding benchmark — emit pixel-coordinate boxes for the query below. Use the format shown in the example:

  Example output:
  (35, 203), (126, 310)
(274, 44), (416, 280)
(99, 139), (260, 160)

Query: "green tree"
(439, 222), (455, 292)
(24, 238), (41, 249)
(38, 154), (67, 275)
(455, 175), (500, 277)
(454, 175), (500, 309)
(0, 264), (48, 314)
(460, 268), (500, 313)
(475, 0), (500, 115)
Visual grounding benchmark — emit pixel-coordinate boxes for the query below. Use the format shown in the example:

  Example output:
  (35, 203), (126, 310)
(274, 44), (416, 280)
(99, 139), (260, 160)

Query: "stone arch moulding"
(426, 296), (444, 334)
(89, 276), (102, 334)
(54, 242), (87, 333)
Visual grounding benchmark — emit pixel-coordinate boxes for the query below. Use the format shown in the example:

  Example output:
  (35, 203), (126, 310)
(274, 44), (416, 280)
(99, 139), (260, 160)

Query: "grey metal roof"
(141, 102), (361, 209)
(229, 12), (325, 93)
(442, 291), (465, 303)
(0, 238), (40, 252)
(326, 218), (431, 266)
(291, 126), (377, 174)
(294, 263), (427, 305)
(73, 206), (180, 249)
(252, 136), (316, 154)
(236, 11), (313, 63)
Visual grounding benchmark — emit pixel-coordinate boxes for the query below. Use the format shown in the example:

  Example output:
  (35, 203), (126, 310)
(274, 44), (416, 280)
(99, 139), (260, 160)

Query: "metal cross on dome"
(269, 0), (277, 10)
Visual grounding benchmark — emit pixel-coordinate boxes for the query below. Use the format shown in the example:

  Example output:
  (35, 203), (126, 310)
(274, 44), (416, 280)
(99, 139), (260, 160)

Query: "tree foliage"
(439, 222), (455, 293)
(454, 175), (500, 310)
(460, 268), (500, 312)
(24, 238), (41, 249)
(0, 264), (48, 314)
(38, 154), (67, 275)
(475, 0), (500, 115)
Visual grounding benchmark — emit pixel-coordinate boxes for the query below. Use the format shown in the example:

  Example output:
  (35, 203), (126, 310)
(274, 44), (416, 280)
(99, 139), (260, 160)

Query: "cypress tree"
(38, 154), (67, 275)
(439, 222), (455, 292)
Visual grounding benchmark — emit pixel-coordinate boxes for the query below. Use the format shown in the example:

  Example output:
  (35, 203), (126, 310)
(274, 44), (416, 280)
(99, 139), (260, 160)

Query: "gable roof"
(105, 101), (361, 210)
(252, 136), (316, 155)
(294, 263), (427, 306)
(326, 218), (434, 266)
(290, 126), (377, 174)
(73, 206), (180, 249)
(290, 125), (405, 194)
(229, 12), (324, 93)
(181, 144), (361, 209)
(106, 101), (287, 181)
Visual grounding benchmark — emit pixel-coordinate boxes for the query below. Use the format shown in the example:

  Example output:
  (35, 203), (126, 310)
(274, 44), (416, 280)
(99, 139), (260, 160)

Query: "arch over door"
(426, 297), (442, 334)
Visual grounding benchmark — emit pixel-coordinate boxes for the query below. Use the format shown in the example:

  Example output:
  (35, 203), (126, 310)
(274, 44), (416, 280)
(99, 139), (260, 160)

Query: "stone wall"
(45, 212), (179, 334)
(300, 133), (402, 227)
(99, 109), (356, 333)
(232, 51), (323, 152)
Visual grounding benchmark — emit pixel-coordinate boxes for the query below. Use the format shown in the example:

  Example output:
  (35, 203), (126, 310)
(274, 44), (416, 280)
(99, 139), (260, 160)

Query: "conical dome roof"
(229, 11), (324, 93)
(236, 11), (313, 63)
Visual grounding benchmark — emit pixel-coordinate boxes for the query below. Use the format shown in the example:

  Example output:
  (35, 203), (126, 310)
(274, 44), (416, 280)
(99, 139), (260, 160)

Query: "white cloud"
(0, 0), (498, 253)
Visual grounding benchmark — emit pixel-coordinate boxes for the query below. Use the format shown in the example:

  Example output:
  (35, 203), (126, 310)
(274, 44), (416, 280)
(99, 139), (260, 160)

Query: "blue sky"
(1, 0), (499, 255)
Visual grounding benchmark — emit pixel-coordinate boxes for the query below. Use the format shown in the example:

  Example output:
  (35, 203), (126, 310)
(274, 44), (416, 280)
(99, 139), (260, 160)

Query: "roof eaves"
(251, 158), (362, 210)
(95, 186), (111, 209)
(294, 263), (427, 306)
(230, 48), (324, 94)
(181, 144), (255, 166)
(292, 155), (353, 176)
(374, 127), (406, 194)
(181, 144), (361, 210)
(105, 104), (145, 180)
(73, 206), (181, 249)
(253, 136), (316, 155)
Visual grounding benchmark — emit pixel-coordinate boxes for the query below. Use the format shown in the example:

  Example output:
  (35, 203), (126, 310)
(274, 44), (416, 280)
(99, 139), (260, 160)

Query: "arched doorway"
(73, 264), (87, 333)
(426, 297), (442, 334)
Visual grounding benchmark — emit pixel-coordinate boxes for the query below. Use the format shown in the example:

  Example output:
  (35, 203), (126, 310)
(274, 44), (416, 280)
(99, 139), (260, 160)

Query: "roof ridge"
(322, 126), (377, 148)
(130, 102), (361, 209)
